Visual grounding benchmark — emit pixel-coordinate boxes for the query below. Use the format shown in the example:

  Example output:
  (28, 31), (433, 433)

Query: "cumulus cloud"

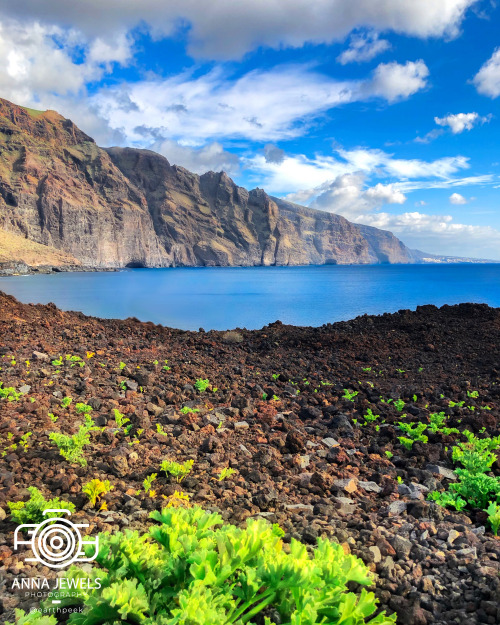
(364, 60), (429, 102)
(434, 112), (491, 133)
(337, 31), (390, 64)
(92, 61), (429, 146)
(0, 0), (478, 60)
(307, 173), (407, 219)
(473, 48), (500, 98)
(449, 192), (467, 204)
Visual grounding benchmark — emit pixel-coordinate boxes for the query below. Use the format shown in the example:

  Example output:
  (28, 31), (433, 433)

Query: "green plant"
(66, 354), (84, 368)
(427, 490), (467, 511)
(398, 421), (428, 444)
(218, 467), (237, 481)
(143, 473), (158, 495)
(487, 501), (500, 536)
(19, 432), (31, 451)
(467, 390), (479, 398)
(194, 378), (210, 392)
(398, 436), (415, 450)
(428, 412), (459, 435)
(48, 413), (58, 423)
(385, 450), (393, 459)
(83, 479), (113, 507)
(393, 399), (405, 412)
(0, 382), (22, 402)
(8, 486), (75, 524)
(342, 389), (358, 401)
(449, 400), (465, 408)
(363, 408), (379, 423)
(112, 408), (130, 428)
(47, 506), (395, 625)
(362, 367), (372, 372)
(156, 423), (167, 435)
(51, 356), (63, 367)
(49, 416), (100, 466)
(119, 362), (126, 370)
(75, 403), (93, 415)
(180, 406), (200, 414)
(160, 459), (194, 482)
(61, 396), (72, 408)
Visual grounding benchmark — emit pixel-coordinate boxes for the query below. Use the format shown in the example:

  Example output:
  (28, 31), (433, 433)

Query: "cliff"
(0, 97), (416, 267)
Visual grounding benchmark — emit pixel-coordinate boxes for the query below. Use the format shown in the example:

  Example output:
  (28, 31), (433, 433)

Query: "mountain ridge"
(0, 97), (465, 268)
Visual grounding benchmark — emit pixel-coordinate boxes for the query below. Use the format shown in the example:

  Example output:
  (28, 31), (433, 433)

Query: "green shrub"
(0, 382), (22, 402)
(83, 479), (113, 508)
(8, 486), (75, 524)
(6, 609), (56, 625)
(49, 415), (100, 466)
(487, 501), (500, 536)
(194, 378), (210, 392)
(42, 506), (395, 625)
(160, 459), (194, 482)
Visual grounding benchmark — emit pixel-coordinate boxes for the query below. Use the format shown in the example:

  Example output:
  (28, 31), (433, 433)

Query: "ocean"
(0, 264), (499, 331)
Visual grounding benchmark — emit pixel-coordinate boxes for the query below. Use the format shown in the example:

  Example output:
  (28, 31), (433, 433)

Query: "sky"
(0, 1), (500, 258)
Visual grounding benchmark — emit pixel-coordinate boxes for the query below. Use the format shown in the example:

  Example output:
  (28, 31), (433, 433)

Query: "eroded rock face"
(0, 98), (416, 267)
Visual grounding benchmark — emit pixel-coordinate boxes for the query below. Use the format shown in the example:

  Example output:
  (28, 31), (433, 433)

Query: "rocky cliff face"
(0, 98), (416, 267)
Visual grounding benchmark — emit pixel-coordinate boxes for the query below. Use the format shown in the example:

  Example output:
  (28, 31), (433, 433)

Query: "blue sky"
(1, 1), (500, 257)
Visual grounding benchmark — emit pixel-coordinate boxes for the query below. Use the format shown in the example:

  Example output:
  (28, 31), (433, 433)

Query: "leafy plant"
(48, 413), (58, 423)
(61, 396), (72, 408)
(393, 399), (405, 412)
(163, 490), (191, 508)
(51, 356), (63, 367)
(427, 490), (467, 511)
(428, 412), (459, 435)
(487, 501), (500, 536)
(48, 506), (395, 625)
(0, 382), (22, 402)
(218, 467), (237, 481)
(363, 408), (379, 423)
(75, 403), (92, 415)
(384, 450), (393, 459)
(342, 388), (358, 401)
(143, 473), (158, 495)
(83, 479), (113, 508)
(467, 390), (479, 398)
(112, 408), (130, 428)
(49, 416), (100, 466)
(194, 378), (210, 392)
(180, 406), (200, 414)
(398, 421), (428, 444)
(8, 486), (75, 524)
(160, 459), (194, 482)
(6, 609), (57, 625)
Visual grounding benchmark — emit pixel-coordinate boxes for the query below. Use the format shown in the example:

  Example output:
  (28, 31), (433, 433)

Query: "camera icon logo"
(14, 509), (99, 569)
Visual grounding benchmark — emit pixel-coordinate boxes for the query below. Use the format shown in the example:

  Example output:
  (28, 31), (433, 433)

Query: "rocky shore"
(0, 293), (499, 624)
(0, 262), (118, 277)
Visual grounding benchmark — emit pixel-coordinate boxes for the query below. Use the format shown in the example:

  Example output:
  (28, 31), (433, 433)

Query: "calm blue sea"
(0, 265), (499, 331)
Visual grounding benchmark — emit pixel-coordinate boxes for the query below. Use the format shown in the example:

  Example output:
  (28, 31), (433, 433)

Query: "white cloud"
(92, 61), (429, 146)
(0, 0), (478, 60)
(473, 47), (500, 98)
(246, 147), (470, 195)
(355, 211), (500, 258)
(362, 60), (429, 102)
(307, 174), (407, 219)
(434, 112), (491, 133)
(449, 192), (467, 204)
(151, 139), (239, 175)
(337, 31), (390, 64)
(365, 182), (406, 204)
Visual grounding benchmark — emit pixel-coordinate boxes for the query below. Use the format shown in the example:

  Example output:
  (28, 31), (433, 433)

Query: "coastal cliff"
(0, 98), (416, 267)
